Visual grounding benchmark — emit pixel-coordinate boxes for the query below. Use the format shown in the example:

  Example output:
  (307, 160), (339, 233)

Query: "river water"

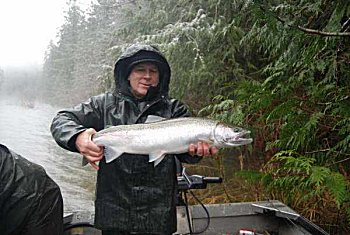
(0, 97), (96, 213)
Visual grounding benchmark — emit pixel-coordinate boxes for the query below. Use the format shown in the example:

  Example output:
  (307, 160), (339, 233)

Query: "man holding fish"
(51, 44), (250, 235)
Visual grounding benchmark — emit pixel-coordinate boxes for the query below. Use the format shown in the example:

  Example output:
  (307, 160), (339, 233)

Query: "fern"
(325, 172), (348, 208)
(263, 150), (349, 211)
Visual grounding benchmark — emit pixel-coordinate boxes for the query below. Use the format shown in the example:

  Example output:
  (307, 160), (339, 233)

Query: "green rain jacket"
(50, 44), (200, 234)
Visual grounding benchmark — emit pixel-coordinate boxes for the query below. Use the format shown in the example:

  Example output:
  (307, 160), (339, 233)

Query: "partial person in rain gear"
(50, 44), (218, 235)
(0, 144), (63, 235)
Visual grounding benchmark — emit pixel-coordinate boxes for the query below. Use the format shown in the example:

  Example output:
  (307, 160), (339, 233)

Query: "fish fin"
(82, 157), (100, 167)
(82, 157), (89, 166)
(145, 115), (166, 123)
(149, 151), (166, 166)
(104, 146), (124, 163)
(153, 157), (165, 167)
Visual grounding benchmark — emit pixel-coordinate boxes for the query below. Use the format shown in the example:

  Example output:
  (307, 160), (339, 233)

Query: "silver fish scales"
(93, 116), (253, 166)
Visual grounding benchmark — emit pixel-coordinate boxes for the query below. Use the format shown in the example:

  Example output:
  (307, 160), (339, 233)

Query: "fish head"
(213, 123), (253, 147)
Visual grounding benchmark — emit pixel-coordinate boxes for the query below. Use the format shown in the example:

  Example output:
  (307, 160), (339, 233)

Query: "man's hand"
(76, 128), (103, 170)
(188, 141), (218, 157)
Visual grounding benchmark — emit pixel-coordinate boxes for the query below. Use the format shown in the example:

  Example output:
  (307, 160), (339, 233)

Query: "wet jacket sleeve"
(50, 94), (105, 153)
(0, 144), (63, 235)
(170, 99), (202, 164)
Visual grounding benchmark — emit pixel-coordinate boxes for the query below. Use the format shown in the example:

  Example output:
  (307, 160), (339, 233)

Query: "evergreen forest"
(42, 0), (350, 233)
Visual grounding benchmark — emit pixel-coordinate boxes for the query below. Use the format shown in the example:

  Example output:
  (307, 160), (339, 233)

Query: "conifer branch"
(329, 157), (350, 166)
(258, 4), (350, 37)
(275, 15), (350, 37)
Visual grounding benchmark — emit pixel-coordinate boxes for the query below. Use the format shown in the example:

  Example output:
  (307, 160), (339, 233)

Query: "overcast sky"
(0, 0), (91, 68)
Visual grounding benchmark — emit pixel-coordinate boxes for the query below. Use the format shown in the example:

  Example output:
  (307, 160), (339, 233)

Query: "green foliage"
(235, 170), (264, 185)
(199, 95), (245, 125)
(42, 0), (350, 231)
(263, 150), (349, 209)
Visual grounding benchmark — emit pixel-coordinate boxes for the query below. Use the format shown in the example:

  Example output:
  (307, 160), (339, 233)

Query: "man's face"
(128, 62), (159, 98)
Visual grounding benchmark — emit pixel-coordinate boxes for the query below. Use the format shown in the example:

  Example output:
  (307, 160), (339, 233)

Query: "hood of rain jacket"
(114, 44), (171, 101)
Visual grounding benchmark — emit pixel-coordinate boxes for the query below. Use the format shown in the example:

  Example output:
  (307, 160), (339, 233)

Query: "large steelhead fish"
(92, 116), (253, 166)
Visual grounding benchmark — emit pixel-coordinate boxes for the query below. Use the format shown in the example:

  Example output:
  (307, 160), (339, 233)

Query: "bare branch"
(259, 5), (350, 37)
(295, 24), (350, 37)
(327, 157), (350, 167)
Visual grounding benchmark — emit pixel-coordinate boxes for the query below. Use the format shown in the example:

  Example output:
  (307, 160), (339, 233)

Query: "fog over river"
(0, 97), (96, 212)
